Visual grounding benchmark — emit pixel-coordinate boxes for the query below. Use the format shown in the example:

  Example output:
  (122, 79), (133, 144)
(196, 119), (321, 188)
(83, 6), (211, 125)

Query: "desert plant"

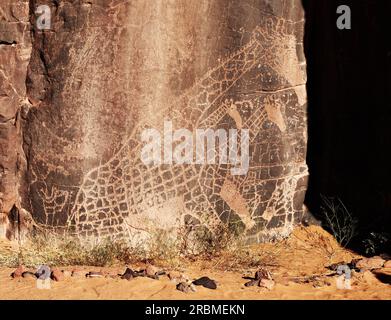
(362, 231), (390, 255)
(0, 219), (276, 270)
(320, 195), (357, 247)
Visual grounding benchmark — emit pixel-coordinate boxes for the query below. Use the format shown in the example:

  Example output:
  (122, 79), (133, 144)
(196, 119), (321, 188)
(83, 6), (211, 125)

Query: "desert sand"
(0, 226), (390, 300)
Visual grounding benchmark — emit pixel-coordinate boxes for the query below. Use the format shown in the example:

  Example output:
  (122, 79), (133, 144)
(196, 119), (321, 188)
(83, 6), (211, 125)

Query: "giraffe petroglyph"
(59, 16), (308, 243)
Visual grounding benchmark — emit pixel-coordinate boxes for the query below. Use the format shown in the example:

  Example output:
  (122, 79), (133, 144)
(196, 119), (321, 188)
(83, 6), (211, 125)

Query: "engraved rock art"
(0, 0), (308, 244)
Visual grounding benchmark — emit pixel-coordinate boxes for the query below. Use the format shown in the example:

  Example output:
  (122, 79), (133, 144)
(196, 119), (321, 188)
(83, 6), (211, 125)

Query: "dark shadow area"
(302, 0), (391, 255)
(374, 271), (391, 285)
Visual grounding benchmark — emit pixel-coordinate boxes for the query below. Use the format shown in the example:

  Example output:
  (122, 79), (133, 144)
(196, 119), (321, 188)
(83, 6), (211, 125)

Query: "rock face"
(0, 0), (31, 239)
(1, 0), (308, 244)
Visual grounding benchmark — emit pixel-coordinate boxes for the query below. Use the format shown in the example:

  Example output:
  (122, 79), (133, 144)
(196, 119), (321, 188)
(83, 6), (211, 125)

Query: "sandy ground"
(0, 226), (390, 300)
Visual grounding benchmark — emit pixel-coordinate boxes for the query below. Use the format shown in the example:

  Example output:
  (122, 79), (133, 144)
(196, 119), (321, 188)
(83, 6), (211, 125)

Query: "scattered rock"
(11, 265), (24, 278)
(51, 269), (64, 282)
(356, 257), (385, 270)
(133, 270), (147, 277)
(176, 282), (196, 293)
(22, 271), (36, 279)
(86, 271), (104, 278)
(244, 268), (273, 287)
(258, 278), (275, 290)
(244, 279), (258, 287)
(36, 265), (51, 280)
(255, 268), (272, 280)
(119, 267), (164, 281)
(192, 276), (217, 290)
(120, 266), (164, 280)
(121, 268), (134, 280)
(383, 260), (391, 268)
(176, 282), (190, 293)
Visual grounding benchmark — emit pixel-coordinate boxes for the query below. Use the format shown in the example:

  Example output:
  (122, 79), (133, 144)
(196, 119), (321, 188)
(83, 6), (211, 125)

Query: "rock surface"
(0, 0), (31, 240)
(1, 0), (308, 244)
(356, 257), (386, 270)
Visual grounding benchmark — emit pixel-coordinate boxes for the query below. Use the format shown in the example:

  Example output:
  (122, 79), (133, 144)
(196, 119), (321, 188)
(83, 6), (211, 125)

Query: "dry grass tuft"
(0, 223), (280, 270)
(0, 233), (146, 268)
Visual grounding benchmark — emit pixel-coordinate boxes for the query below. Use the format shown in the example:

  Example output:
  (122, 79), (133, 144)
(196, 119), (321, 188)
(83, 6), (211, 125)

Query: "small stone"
(133, 270), (146, 277)
(176, 282), (196, 293)
(383, 260), (391, 268)
(86, 271), (104, 278)
(244, 268), (272, 287)
(258, 278), (275, 290)
(51, 269), (64, 281)
(244, 279), (258, 287)
(121, 268), (134, 280)
(177, 282), (190, 293)
(255, 268), (272, 280)
(356, 257), (385, 270)
(192, 276), (217, 290)
(11, 265), (24, 278)
(22, 271), (37, 279)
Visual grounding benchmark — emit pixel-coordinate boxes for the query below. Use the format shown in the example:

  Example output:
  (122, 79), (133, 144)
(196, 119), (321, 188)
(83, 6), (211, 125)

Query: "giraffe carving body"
(18, 0), (308, 244)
